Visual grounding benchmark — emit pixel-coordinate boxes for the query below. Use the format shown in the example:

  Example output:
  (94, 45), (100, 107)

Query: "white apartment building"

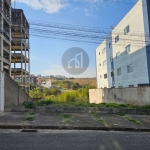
(96, 0), (150, 88)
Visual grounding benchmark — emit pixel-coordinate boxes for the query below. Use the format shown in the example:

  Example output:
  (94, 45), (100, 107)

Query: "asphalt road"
(0, 130), (150, 150)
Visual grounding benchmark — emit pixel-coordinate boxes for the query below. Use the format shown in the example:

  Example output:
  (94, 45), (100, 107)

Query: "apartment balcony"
(3, 57), (10, 65)
(11, 45), (30, 51)
(0, 55), (10, 65)
(12, 31), (29, 39)
(12, 38), (29, 49)
(4, 65), (9, 70)
(11, 68), (29, 75)
(3, 35), (11, 45)
(11, 53), (29, 63)
(12, 24), (29, 35)
(3, 27), (10, 38)
(3, 47), (9, 54)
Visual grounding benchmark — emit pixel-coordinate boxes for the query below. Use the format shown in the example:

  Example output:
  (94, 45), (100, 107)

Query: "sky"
(12, 0), (138, 78)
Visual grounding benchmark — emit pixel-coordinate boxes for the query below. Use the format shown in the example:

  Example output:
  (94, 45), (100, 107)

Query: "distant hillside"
(37, 78), (96, 87)
(65, 78), (96, 87)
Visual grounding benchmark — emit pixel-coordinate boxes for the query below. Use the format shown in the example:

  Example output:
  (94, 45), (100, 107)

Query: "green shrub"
(141, 105), (150, 109)
(23, 112), (35, 121)
(36, 100), (53, 106)
(23, 101), (36, 109)
(30, 88), (43, 99)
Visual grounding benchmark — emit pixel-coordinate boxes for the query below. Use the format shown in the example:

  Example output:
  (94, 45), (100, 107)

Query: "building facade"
(96, 0), (150, 88)
(0, 0), (11, 75)
(11, 8), (30, 88)
(0, 0), (30, 89)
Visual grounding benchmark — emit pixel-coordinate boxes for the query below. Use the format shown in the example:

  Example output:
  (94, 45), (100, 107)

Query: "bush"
(36, 100), (53, 106)
(30, 88), (43, 99)
(23, 101), (36, 109)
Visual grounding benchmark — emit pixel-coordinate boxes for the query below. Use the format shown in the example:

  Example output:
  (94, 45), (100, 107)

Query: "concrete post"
(0, 3), (3, 71)
(9, 5), (11, 76)
(0, 72), (4, 112)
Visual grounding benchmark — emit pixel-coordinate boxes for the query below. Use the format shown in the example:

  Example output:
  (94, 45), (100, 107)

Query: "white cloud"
(12, 0), (117, 14)
(42, 64), (96, 78)
(13, 0), (68, 13)
(74, 0), (117, 4)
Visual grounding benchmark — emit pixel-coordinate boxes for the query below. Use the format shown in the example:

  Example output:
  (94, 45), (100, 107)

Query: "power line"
(29, 20), (149, 38)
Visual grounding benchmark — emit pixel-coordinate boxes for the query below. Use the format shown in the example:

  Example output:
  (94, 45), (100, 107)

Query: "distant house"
(41, 80), (53, 88)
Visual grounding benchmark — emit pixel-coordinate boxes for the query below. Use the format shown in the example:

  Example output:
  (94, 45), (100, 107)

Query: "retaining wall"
(89, 88), (150, 106)
(4, 72), (32, 107)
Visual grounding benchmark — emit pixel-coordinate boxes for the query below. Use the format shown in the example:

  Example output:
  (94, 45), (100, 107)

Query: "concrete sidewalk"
(0, 111), (150, 131)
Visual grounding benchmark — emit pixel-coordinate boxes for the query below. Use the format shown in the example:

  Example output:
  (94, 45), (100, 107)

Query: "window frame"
(124, 25), (130, 35)
(116, 52), (120, 59)
(102, 48), (106, 54)
(117, 68), (121, 76)
(110, 57), (113, 62)
(126, 44), (131, 54)
(104, 73), (107, 79)
(115, 35), (119, 43)
(103, 60), (107, 66)
(127, 64), (133, 73)
(109, 43), (111, 49)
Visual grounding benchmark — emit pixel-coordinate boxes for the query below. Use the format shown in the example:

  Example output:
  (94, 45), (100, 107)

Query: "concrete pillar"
(0, 72), (4, 112)
(9, 4), (11, 76)
(0, 5), (3, 71)
(21, 13), (23, 88)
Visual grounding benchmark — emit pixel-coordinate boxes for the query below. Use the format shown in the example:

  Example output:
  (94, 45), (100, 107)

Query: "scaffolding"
(0, 0), (11, 76)
(11, 8), (30, 91)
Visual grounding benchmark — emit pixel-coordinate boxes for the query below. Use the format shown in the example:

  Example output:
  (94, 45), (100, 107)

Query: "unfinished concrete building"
(0, 1), (32, 111)
(0, 0), (11, 75)
(11, 8), (30, 89)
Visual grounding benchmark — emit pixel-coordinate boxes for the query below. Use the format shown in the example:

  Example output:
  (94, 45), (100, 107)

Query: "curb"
(0, 125), (150, 132)
(5, 107), (150, 115)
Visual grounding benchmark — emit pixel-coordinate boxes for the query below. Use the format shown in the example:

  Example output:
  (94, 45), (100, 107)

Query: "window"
(102, 48), (106, 54)
(115, 35), (119, 43)
(100, 75), (102, 78)
(104, 74), (107, 79)
(117, 68), (121, 76)
(111, 71), (114, 77)
(124, 25), (130, 35)
(99, 63), (101, 66)
(109, 43), (111, 49)
(126, 44), (131, 53)
(127, 64), (133, 73)
(110, 57), (113, 62)
(116, 52), (120, 59)
(129, 85), (134, 88)
(99, 52), (100, 55)
(103, 60), (107, 66)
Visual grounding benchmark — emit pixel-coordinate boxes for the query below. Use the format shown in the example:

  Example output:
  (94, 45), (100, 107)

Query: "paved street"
(0, 130), (150, 150)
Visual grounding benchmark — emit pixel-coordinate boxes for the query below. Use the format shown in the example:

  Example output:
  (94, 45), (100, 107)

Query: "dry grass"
(65, 78), (96, 87)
